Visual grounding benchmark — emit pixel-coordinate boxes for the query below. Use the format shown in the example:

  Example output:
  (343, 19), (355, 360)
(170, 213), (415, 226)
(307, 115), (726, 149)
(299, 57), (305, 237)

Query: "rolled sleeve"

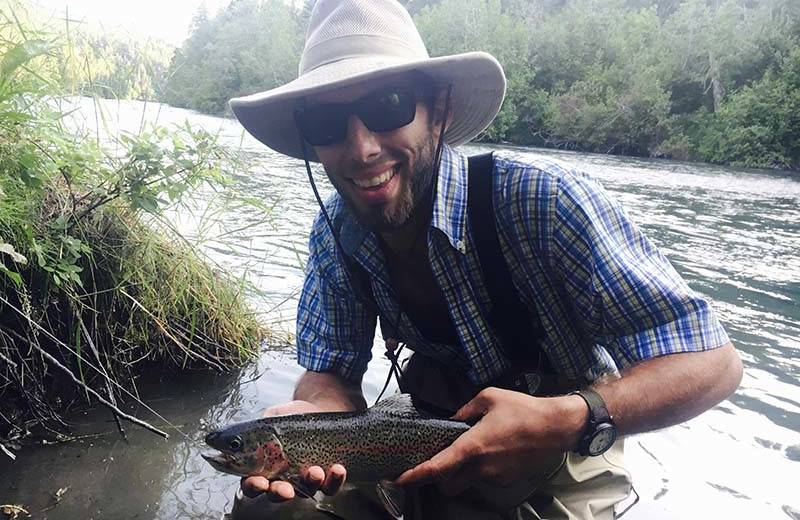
(609, 298), (730, 365)
(552, 170), (730, 368)
(296, 214), (376, 382)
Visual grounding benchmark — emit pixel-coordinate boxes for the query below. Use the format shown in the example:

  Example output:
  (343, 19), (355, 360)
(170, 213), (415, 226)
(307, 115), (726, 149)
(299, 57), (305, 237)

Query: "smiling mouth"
(350, 168), (396, 189)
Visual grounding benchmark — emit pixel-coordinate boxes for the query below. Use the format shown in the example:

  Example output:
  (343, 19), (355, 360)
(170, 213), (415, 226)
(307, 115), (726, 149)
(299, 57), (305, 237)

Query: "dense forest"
(13, 2), (172, 100)
(60, 32), (172, 100)
(166, 0), (797, 170)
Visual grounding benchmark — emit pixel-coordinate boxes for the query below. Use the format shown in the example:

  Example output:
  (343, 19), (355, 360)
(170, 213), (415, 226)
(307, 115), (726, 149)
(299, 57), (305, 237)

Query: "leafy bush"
(701, 48), (800, 169)
(0, 12), (270, 443)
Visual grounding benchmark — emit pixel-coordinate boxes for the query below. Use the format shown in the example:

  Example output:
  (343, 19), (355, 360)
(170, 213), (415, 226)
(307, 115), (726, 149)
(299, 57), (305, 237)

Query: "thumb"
(395, 442), (463, 486)
(451, 393), (491, 423)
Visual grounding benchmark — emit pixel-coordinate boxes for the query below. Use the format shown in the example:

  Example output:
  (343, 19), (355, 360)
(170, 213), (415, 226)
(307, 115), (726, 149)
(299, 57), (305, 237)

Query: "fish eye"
(228, 436), (243, 452)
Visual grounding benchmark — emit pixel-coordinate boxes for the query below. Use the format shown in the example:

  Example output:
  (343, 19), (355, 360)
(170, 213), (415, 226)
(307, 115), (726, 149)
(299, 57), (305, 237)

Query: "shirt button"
(456, 240), (465, 252)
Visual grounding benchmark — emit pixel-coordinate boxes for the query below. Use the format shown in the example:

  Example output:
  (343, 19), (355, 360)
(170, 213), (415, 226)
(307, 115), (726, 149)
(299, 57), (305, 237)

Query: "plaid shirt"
(296, 145), (729, 385)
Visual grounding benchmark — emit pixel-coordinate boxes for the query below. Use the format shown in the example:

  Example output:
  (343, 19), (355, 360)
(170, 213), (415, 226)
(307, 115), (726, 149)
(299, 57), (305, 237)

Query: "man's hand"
(395, 387), (586, 496)
(240, 400), (347, 501)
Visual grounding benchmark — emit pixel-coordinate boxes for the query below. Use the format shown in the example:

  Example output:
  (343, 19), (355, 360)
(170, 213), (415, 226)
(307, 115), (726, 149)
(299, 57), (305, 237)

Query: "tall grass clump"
(0, 7), (270, 447)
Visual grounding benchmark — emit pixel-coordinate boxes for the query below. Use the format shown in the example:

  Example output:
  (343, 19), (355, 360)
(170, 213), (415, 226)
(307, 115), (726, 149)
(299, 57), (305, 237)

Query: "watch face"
(588, 424), (617, 456)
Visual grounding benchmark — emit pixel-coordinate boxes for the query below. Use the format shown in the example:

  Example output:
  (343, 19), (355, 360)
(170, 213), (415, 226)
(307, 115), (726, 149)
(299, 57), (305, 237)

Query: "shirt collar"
(339, 144), (469, 257)
(431, 144), (468, 253)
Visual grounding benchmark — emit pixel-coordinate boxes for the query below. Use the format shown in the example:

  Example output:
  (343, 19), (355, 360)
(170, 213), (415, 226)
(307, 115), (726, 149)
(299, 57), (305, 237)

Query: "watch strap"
(573, 388), (611, 424)
(571, 389), (612, 425)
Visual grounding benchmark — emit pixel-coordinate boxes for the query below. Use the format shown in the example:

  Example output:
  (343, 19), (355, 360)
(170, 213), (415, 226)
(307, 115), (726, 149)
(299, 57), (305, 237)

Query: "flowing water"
(1, 99), (798, 519)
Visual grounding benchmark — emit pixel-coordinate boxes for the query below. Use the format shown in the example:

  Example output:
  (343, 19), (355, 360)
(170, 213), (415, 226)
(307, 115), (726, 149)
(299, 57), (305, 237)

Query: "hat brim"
(229, 51), (506, 162)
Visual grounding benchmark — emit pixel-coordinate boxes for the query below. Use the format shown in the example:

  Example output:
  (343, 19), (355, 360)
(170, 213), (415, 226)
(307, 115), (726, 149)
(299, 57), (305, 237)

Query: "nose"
(343, 115), (381, 162)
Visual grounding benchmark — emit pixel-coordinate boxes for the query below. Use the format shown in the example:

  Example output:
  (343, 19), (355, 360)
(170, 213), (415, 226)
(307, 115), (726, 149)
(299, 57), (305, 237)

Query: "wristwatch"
(570, 389), (617, 456)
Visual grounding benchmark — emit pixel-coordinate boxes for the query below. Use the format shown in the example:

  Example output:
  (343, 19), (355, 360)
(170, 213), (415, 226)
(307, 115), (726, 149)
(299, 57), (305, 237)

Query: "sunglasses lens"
(298, 104), (349, 146)
(298, 88), (418, 146)
(359, 89), (417, 132)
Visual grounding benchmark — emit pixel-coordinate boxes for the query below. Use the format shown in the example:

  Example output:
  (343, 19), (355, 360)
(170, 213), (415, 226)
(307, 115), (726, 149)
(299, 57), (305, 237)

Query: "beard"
(328, 136), (437, 233)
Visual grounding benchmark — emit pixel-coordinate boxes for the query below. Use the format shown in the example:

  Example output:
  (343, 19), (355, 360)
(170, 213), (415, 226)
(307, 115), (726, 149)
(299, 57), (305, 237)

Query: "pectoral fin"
(376, 480), (405, 519)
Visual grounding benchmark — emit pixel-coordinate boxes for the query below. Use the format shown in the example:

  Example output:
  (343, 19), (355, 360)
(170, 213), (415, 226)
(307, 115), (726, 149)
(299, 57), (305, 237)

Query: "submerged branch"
(1, 443), (16, 460)
(78, 316), (128, 443)
(0, 292), (170, 439)
(2, 325), (169, 438)
(0, 350), (18, 369)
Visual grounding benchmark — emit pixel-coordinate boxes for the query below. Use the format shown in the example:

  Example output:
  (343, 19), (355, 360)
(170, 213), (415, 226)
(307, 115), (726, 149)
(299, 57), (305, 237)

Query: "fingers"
(451, 400), (483, 422)
(321, 464), (347, 495)
(267, 480), (296, 502)
(300, 464), (347, 496)
(402, 389), (547, 497)
(300, 465), (326, 495)
(240, 465), (346, 502)
(397, 412), (511, 495)
(395, 458), (447, 487)
(241, 476), (297, 501)
(241, 476), (271, 498)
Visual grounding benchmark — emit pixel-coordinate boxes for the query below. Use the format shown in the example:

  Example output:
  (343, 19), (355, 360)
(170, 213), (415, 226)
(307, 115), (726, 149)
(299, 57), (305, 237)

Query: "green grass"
(0, 5), (273, 443)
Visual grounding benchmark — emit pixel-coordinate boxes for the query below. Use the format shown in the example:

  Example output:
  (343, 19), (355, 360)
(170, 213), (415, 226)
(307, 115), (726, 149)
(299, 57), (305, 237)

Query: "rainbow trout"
(202, 393), (469, 517)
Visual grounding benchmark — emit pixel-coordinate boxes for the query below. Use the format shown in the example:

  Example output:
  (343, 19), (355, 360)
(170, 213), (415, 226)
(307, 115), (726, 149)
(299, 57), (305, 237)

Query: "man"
(225, 0), (743, 518)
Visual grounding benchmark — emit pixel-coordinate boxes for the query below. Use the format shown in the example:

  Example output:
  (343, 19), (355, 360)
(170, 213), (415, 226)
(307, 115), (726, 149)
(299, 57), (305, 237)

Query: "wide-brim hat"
(229, 0), (506, 163)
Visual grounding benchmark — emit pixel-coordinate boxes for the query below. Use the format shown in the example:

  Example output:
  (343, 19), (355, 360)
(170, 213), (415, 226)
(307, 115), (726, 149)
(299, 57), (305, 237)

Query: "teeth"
(352, 169), (393, 188)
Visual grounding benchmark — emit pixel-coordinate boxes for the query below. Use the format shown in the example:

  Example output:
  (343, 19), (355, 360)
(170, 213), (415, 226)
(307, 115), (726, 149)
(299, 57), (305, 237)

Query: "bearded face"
(323, 131), (437, 232)
(307, 76), (444, 234)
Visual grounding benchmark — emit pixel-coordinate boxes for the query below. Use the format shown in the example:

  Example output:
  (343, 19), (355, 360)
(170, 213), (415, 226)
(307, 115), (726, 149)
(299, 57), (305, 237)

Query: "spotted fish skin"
(203, 394), (469, 482)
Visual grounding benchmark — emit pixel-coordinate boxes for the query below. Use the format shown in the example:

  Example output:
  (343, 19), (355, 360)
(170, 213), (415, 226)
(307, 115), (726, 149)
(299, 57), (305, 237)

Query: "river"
(1, 98), (798, 519)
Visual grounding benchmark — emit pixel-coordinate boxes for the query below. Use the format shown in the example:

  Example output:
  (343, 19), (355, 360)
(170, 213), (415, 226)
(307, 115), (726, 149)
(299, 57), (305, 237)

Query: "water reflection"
(1, 99), (798, 519)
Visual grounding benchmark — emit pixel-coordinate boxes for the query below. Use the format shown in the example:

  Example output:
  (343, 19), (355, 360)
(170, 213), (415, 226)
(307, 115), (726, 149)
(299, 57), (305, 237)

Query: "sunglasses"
(295, 87), (422, 147)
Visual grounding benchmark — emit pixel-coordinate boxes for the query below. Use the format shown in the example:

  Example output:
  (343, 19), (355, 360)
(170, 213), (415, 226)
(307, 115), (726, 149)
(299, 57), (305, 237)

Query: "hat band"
(300, 35), (429, 75)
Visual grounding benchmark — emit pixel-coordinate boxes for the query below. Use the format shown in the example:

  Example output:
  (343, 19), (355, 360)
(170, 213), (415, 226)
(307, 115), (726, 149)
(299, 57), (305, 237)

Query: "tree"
(155, 0), (799, 169)
(414, 0), (534, 141)
(398, 0), (443, 15)
(162, 0), (304, 114)
(697, 47), (800, 169)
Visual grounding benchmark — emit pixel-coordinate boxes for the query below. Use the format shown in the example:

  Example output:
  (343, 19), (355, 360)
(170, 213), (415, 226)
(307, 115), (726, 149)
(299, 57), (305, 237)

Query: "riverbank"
(0, 181), (267, 444)
(0, 32), (271, 450)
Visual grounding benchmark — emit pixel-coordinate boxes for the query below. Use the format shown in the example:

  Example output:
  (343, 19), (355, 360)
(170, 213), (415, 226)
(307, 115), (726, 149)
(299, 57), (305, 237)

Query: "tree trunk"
(708, 52), (725, 112)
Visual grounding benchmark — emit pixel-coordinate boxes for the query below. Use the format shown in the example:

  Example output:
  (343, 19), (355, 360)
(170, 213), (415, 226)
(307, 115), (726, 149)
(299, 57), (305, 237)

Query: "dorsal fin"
(370, 393), (451, 419)
(370, 393), (426, 418)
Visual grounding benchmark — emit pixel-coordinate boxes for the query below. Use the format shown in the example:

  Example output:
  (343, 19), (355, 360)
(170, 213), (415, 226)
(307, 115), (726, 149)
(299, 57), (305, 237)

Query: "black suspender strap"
(467, 153), (552, 371)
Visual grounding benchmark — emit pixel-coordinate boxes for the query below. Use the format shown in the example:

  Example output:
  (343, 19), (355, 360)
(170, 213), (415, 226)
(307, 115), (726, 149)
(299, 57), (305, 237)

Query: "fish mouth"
(201, 451), (242, 475)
